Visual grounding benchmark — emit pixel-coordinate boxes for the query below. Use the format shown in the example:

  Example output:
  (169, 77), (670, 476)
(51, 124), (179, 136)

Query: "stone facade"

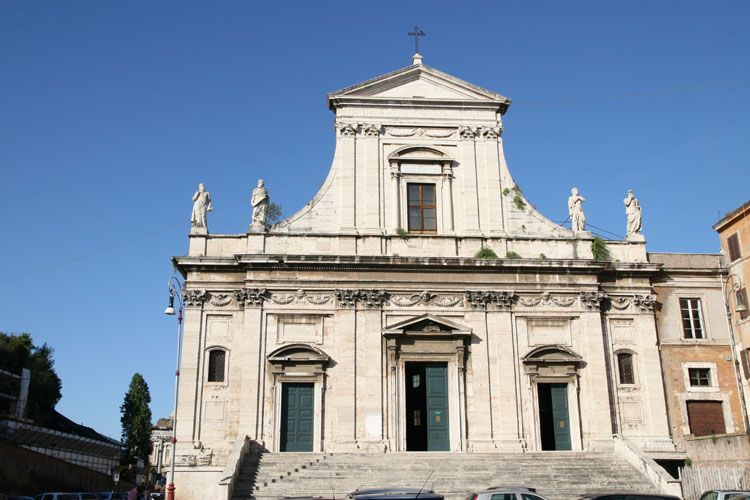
(169, 57), (743, 498)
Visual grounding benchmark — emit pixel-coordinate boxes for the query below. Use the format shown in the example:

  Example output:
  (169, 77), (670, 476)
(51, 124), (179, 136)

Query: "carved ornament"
(182, 289), (208, 307)
(518, 292), (576, 308)
(633, 294), (657, 312)
(479, 126), (500, 140)
(580, 291), (607, 310)
(208, 293), (233, 307)
(361, 123), (382, 137)
(388, 291), (464, 308)
(458, 126), (477, 139)
(337, 123), (357, 137)
(335, 289), (388, 308)
(464, 290), (518, 309)
(233, 288), (267, 307)
(270, 289), (332, 305)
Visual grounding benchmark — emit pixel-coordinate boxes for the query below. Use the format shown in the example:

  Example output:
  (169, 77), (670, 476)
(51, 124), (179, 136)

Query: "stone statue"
(190, 183), (212, 234)
(624, 189), (642, 237)
(568, 187), (586, 232)
(251, 179), (269, 226)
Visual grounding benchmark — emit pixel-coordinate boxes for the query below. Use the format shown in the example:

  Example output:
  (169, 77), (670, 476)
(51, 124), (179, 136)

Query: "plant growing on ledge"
(396, 228), (409, 240)
(591, 237), (611, 261)
(474, 246), (499, 259)
(506, 251), (521, 259)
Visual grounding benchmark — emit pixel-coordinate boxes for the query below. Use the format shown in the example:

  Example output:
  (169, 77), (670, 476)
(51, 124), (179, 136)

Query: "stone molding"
(388, 291), (463, 308)
(580, 291), (608, 310)
(385, 127), (456, 139)
(633, 294), (657, 312)
(458, 125), (501, 140)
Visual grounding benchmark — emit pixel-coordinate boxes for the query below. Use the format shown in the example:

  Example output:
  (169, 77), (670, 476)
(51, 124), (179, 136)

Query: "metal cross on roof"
(408, 26), (425, 54)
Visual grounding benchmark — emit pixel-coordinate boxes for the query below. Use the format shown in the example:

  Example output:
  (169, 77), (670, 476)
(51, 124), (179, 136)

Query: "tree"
(267, 202), (283, 225)
(0, 332), (62, 418)
(120, 373), (153, 466)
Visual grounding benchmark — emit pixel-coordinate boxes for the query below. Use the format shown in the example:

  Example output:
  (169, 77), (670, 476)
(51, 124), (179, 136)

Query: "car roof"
(486, 487), (537, 492)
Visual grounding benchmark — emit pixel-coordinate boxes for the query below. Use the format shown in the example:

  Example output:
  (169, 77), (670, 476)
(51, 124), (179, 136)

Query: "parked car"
(465, 486), (548, 500)
(96, 493), (128, 500)
(35, 495), (98, 500)
(577, 495), (681, 500)
(348, 487), (444, 500)
(699, 492), (750, 500)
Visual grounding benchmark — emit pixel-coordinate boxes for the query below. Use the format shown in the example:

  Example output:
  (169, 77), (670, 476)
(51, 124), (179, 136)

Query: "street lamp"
(164, 277), (184, 500)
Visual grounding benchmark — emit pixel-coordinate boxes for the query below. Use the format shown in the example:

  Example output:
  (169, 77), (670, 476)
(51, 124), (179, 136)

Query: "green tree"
(267, 202), (283, 225)
(120, 373), (153, 466)
(0, 332), (62, 418)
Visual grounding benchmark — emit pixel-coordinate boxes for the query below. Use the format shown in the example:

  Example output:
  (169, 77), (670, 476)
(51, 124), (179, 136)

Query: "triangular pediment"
(328, 64), (510, 109)
(384, 313), (471, 336)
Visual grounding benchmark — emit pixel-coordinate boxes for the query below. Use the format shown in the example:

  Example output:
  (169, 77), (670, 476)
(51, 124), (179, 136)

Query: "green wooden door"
(425, 364), (449, 451)
(550, 383), (571, 451)
(280, 383), (314, 452)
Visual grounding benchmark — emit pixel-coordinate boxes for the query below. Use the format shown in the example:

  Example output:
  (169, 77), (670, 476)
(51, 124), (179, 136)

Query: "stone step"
(232, 451), (660, 500)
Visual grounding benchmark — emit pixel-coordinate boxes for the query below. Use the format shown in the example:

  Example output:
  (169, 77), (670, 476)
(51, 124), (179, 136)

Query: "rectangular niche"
(204, 400), (225, 421)
(620, 398), (643, 424)
(207, 316), (231, 340)
(272, 314), (329, 345)
(524, 317), (572, 346)
(610, 319), (635, 345)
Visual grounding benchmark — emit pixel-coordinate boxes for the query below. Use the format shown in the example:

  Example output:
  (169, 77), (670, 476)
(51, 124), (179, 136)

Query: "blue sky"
(2, 1), (749, 439)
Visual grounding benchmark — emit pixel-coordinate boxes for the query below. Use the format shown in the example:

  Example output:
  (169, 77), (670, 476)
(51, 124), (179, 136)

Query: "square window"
(680, 298), (705, 339)
(688, 368), (712, 387)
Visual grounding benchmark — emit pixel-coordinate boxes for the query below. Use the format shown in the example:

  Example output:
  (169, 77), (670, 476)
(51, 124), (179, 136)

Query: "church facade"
(170, 56), (739, 498)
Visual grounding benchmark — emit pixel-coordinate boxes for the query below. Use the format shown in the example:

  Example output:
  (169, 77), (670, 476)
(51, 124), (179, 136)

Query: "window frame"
(206, 347), (228, 384)
(688, 368), (711, 387)
(727, 232), (742, 262)
(615, 351), (637, 386)
(682, 362), (718, 393)
(406, 182), (438, 234)
(680, 297), (706, 340)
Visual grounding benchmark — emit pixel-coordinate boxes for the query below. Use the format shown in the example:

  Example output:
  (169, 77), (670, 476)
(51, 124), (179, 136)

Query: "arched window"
(617, 352), (635, 385)
(207, 349), (226, 382)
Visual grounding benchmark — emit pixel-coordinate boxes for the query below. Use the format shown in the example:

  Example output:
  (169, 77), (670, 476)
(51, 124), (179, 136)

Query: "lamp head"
(734, 289), (748, 314)
(736, 301), (748, 314)
(165, 286), (176, 316)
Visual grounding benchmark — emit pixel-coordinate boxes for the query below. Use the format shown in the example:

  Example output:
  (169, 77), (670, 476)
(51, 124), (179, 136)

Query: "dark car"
(349, 487), (444, 500)
(577, 495), (681, 500)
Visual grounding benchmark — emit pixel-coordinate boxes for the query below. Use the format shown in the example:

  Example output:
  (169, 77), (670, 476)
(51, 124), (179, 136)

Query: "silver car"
(700, 491), (750, 500)
(465, 486), (549, 500)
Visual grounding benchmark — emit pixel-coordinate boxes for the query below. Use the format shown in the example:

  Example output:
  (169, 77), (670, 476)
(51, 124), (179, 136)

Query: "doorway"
(405, 363), (449, 451)
(538, 383), (571, 451)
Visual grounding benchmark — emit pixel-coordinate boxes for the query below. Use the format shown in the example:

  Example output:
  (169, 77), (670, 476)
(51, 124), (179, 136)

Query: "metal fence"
(680, 465), (750, 500)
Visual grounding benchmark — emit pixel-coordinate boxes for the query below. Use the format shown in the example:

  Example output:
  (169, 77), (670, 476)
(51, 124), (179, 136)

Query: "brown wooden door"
(687, 400), (725, 436)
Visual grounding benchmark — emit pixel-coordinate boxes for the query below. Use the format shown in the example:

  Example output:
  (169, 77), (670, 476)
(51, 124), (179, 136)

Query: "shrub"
(474, 246), (499, 259)
(591, 237), (611, 261)
(506, 251), (521, 259)
(396, 228), (409, 240)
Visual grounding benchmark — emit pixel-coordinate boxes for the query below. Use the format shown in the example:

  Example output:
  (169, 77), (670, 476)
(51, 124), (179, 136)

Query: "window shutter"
(728, 233), (741, 262)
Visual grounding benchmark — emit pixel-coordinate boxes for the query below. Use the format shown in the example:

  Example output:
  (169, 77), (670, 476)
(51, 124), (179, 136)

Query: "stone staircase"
(231, 451), (662, 500)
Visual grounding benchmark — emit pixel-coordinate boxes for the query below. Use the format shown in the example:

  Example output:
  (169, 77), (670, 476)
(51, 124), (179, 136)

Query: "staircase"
(231, 451), (661, 500)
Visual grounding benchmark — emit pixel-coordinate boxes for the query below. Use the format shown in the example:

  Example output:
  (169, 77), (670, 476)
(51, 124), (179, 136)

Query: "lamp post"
(721, 271), (750, 432)
(164, 277), (184, 500)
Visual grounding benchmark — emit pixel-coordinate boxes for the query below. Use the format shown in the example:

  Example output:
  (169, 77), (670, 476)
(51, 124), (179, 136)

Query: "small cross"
(408, 26), (425, 54)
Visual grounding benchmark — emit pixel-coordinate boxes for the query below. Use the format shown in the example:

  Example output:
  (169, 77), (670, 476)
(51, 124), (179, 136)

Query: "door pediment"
(523, 345), (583, 365)
(384, 313), (471, 338)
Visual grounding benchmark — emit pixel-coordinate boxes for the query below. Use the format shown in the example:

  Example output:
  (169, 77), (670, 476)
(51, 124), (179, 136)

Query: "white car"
(465, 486), (549, 500)
(700, 491), (750, 500)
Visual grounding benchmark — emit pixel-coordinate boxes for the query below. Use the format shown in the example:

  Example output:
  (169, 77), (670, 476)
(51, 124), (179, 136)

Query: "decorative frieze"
(387, 291), (462, 308)
(208, 293), (233, 307)
(517, 292), (577, 308)
(464, 290), (518, 309)
(334, 289), (388, 308)
(233, 288), (267, 307)
(270, 289), (332, 306)
(385, 127), (456, 138)
(182, 289), (208, 307)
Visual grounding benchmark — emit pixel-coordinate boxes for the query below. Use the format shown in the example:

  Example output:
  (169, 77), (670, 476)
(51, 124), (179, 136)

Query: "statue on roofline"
(190, 183), (212, 234)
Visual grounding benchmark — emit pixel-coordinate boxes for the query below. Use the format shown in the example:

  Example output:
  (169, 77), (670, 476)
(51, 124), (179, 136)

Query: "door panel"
(687, 400), (725, 436)
(425, 364), (449, 451)
(280, 383), (314, 452)
(550, 383), (571, 451)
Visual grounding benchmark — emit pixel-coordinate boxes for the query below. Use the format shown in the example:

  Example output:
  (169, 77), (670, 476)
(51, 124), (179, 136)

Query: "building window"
(688, 368), (712, 387)
(680, 298), (705, 339)
(407, 183), (437, 233)
(207, 349), (226, 382)
(687, 400), (725, 436)
(727, 233), (741, 262)
(617, 352), (635, 385)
